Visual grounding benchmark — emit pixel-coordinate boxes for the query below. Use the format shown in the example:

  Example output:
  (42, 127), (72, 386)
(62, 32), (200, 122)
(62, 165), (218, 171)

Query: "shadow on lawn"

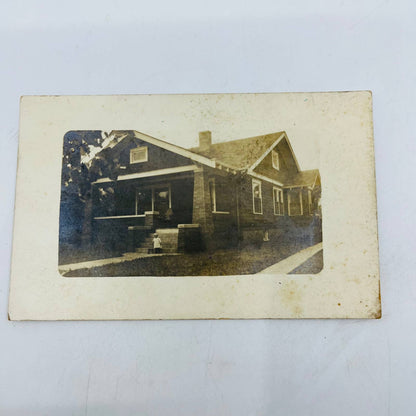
(64, 240), (323, 277)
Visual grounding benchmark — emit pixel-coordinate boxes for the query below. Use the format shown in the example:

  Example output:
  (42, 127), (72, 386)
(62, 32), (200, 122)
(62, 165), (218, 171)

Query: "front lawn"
(64, 240), (321, 277)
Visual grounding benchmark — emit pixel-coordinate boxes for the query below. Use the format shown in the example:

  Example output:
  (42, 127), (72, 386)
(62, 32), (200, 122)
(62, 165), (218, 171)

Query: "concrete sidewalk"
(257, 242), (323, 274)
(59, 252), (181, 275)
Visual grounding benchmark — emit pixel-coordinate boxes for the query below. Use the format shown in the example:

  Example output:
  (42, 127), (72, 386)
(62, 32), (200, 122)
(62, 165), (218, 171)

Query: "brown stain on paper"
(279, 280), (304, 317)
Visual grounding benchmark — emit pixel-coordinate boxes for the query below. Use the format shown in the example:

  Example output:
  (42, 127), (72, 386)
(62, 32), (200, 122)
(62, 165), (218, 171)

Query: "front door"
(153, 185), (172, 226)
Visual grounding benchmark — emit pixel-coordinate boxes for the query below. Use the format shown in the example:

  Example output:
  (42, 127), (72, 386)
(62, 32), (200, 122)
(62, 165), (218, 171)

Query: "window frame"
(130, 146), (148, 164)
(288, 188), (303, 216)
(252, 179), (263, 215)
(208, 178), (230, 214)
(273, 187), (284, 216)
(271, 150), (280, 170)
(135, 183), (171, 215)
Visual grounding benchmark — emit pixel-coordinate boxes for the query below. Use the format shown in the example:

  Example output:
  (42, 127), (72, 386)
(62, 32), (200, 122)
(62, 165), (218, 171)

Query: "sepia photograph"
(59, 128), (322, 277)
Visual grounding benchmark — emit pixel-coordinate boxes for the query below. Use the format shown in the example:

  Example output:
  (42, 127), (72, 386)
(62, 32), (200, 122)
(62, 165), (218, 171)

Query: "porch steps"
(135, 229), (179, 254)
(135, 237), (154, 254)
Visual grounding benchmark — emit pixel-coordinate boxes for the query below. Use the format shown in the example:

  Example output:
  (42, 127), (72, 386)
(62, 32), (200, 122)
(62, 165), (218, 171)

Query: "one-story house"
(81, 130), (322, 254)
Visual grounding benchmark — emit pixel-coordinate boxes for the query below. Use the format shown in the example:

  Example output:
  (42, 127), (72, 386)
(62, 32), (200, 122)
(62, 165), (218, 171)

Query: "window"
(273, 187), (284, 215)
(252, 179), (263, 214)
(209, 178), (229, 213)
(130, 147), (148, 164)
(135, 188), (152, 214)
(288, 188), (303, 216)
(272, 150), (280, 170)
(135, 184), (171, 215)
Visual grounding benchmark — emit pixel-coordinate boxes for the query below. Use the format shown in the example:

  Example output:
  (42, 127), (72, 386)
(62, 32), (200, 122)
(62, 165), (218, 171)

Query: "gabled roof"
(189, 132), (285, 170)
(89, 129), (319, 188)
(130, 130), (218, 169)
(131, 130), (250, 172)
(283, 169), (320, 188)
(90, 130), (218, 170)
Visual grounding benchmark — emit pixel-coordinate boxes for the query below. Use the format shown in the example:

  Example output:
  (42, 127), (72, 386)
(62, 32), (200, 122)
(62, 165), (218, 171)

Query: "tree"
(60, 131), (121, 247)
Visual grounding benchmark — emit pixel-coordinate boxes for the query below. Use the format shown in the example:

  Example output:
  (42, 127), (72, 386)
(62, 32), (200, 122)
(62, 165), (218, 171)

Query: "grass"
(64, 240), (322, 277)
(59, 245), (123, 265)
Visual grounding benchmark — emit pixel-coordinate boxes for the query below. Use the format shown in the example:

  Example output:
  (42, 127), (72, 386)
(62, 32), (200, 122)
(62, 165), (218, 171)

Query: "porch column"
(299, 187), (303, 216)
(192, 168), (214, 244)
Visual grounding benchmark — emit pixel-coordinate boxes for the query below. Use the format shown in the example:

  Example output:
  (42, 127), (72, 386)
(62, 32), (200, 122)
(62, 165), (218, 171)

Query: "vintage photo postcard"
(9, 92), (380, 320)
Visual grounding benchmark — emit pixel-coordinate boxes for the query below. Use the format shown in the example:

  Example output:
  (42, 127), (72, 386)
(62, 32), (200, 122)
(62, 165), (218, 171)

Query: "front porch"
(89, 170), (195, 253)
(92, 170), (195, 228)
(84, 165), (236, 256)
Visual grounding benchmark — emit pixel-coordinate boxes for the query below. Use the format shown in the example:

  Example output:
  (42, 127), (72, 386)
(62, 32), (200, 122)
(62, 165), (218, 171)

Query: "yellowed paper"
(8, 92), (380, 320)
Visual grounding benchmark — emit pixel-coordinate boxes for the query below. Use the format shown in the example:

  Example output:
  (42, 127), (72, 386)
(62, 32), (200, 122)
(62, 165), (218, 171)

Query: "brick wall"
(238, 176), (281, 227)
(192, 168), (214, 240)
(178, 225), (202, 252)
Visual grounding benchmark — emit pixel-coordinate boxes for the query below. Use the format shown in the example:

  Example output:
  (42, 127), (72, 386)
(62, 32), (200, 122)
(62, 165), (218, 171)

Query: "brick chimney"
(198, 131), (212, 152)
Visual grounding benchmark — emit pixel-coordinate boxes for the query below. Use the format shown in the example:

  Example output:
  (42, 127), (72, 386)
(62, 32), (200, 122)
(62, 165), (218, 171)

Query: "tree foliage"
(60, 130), (121, 244)
(61, 131), (121, 202)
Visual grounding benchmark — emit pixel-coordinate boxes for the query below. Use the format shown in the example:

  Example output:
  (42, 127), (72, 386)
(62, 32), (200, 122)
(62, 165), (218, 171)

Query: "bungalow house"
(82, 130), (321, 254)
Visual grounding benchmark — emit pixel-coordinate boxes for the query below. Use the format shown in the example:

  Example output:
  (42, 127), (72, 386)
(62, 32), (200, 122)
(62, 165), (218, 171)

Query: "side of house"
(190, 130), (322, 249)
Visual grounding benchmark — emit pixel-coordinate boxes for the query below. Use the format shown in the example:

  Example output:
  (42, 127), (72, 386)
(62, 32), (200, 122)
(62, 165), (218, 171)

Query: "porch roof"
(283, 169), (320, 188)
(92, 164), (201, 184)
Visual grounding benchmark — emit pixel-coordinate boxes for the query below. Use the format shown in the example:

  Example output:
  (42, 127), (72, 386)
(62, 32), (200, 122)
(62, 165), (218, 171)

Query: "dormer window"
(130, 147), (148, 164)
(272, 150), (280, 170)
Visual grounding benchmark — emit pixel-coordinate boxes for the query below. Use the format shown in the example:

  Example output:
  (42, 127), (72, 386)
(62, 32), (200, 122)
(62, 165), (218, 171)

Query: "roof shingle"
(283, 169), (319, 187)
(188, 132), (284, 170)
